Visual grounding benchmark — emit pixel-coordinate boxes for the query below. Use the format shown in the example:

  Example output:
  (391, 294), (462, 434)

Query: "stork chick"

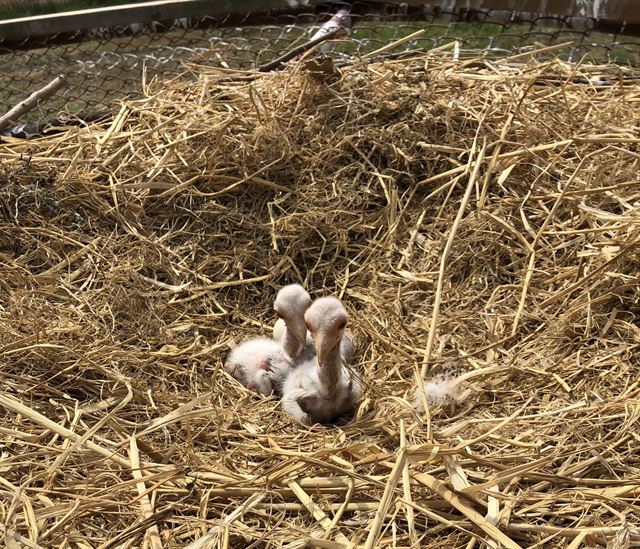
(273, 293), (357, 366)
(224, 337), (290, 396)
(281, 297), (363, 425)
(224, 284), (311, 396)
(273, 284), (311, 360)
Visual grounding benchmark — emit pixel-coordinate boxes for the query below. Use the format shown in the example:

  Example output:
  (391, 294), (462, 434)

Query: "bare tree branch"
(0, 74), (66, 133)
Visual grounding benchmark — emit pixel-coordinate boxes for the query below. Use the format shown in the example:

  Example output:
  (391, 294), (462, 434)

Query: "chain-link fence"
(1, 1), (640, 133)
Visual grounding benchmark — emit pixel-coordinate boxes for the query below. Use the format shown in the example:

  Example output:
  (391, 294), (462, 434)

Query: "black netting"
(1, 2), (640, 126)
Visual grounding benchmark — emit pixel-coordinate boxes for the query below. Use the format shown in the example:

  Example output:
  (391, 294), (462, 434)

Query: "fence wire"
(1, 1), (640, 129)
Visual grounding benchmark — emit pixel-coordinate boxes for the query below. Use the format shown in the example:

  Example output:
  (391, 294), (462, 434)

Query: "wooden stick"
(257, 27), (344, 72)
(0, 74), (66, 132)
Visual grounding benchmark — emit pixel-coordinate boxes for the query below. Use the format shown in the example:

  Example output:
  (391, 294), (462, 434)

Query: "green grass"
(337, 20), (640, 65)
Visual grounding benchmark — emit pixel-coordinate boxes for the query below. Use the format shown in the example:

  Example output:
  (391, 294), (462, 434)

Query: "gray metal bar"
(0, 0), (319, 41)
(401, 0), (640, 25)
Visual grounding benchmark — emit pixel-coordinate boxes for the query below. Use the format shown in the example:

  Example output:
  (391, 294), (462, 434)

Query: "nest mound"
(1, 46), (640, 547)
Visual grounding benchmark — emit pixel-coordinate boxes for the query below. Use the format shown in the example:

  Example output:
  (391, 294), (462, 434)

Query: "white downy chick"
(224, 338), (291, 396)
(273, 290), (356, 366)
(224, 284), (311, 397)
(273, 284), (311, 360)
(274, 321), (357, 365)
(281, 297), (363, 425)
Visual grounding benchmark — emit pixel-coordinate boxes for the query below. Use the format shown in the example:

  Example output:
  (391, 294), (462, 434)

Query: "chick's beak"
(312, 332), (328, 366)
(290, 318), (308, 348)
(272, 317), (286, 341)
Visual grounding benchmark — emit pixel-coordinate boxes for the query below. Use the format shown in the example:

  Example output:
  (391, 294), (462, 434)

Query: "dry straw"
(1, 38), (640, 548)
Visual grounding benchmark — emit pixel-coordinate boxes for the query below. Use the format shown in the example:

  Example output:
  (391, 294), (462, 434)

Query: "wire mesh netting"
(3, 2), (640, 547)
(1, 1), (640, 128)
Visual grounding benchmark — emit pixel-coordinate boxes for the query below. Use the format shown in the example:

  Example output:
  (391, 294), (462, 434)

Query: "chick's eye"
(337, 320), (347, 330)
(275, 311), (284, 319)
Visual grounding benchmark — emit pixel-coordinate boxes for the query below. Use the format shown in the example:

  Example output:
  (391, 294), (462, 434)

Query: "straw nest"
(1, 42), (640, 548)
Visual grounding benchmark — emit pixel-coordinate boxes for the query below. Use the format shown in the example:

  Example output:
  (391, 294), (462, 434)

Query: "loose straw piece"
(129, 438), (163, 549)
(362, 449), (406, 549)
(399, 421), (418, 547)
(362, 29), (427, 59)
(184, 493), (267, 549)
(288, 481), (350, 545)
(420, 139), (487, 379)
(413, 472), (520, 549)
(0, 394), (132, 470)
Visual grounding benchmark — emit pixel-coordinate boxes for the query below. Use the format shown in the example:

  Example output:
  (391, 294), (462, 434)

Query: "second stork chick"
(281, 297), (363, 425)
(273, 296), (356, 366)
(273, 284), (311, 360)
(224, 284), (311, 397)
(224, 338), (290, 396)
